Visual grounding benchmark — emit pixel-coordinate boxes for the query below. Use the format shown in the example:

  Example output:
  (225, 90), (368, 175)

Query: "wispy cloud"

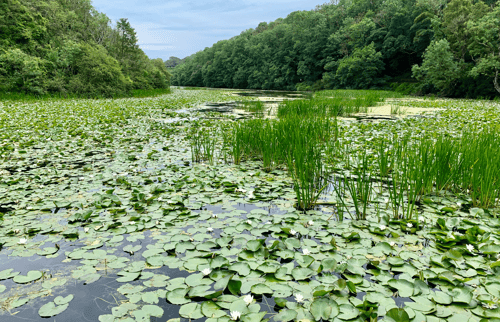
(91, 0), (327, 60)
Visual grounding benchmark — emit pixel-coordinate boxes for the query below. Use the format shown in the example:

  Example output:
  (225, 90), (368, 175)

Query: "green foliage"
(324, 43), (385, 89)
(0, 0), (170, 99)
(0, 48), (47, 95)
(412, 39), (461, 94)
(66, 43), (131, 98)
(466, 3), (500, 94)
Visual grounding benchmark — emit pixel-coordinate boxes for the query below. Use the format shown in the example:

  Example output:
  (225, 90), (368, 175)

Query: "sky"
(91, 0), (330, 61)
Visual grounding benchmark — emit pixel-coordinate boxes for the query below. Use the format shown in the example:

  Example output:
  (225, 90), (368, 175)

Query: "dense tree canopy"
(0, 0), (170, 98)
(169, 0), (499, 98)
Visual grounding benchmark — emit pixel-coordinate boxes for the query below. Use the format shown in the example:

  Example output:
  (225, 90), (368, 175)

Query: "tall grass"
(0, 88), (172, 102)
(377, 126), (500, 211)
(228, 115), (336, 210)
(334, 153), (373, 220)
(189, 124), (217, 164)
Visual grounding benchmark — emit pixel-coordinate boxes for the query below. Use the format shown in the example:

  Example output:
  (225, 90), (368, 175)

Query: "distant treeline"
(0, 0), (170, 98)
(168, 0), (500, 99)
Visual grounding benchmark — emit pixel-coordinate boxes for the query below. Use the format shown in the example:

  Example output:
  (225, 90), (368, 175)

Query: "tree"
(115, 18), (139, 61)
(411, 39), (461, 94)
(324, 42), (385, 89)
(67, 43), (131, 97)
(0, 48), (47, 94)
(466, 2), (500, 94)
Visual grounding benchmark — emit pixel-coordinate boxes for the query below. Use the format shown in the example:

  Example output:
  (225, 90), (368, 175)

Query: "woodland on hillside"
(167, 0), (500, 99)
(0, 0), (170, 98)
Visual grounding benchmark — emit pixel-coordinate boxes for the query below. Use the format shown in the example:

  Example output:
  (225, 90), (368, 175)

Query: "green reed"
(334, 152), (373, 220)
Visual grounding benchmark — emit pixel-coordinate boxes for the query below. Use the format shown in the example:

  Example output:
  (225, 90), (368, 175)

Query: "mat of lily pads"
(0, 89), (500, 322)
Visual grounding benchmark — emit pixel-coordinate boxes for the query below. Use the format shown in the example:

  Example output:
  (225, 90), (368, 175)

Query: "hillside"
(168, 0), (500, 99)
(0, 0), (170, 98)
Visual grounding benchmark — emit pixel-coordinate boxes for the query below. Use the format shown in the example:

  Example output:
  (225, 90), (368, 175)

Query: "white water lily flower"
(248, 191), (255, 199)
(390, 241), (396, 247)
(18, 238), (27, 245)
(202, 268), (212, 276)
(212, 214), (218, 218)
(158, 197), (162, 201)
(243, 294), (253, 305)
(155, 220), (160, 225)
(407, 223), (413, 228)
(418, 216), (424, 222)
(482, 302), (498, 310)
(79, 177), (84, 181)
(14, 229), (20, 234)
(207, 227), (214, 232)
(302, 249), (311, 255)
(379, 225), (387, 231)
(466, 244), (475, 252)
(308, 220), (314, 226)
(384, 198), (389, 203)
(346, 255), (352, 260)
(289, 229), (297, 235)
(84, 227), (89, 233)
(295, 294), (304, 303)
(246, 220), (252, 225)
(230, 311), (241, 320)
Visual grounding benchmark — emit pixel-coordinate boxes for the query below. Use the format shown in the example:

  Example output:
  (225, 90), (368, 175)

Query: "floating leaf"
(38, 301), (69, 318)
(13, 270), (43, 284)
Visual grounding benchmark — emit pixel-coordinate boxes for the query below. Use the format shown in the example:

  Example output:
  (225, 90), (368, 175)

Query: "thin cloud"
(91, 0), (328, 60)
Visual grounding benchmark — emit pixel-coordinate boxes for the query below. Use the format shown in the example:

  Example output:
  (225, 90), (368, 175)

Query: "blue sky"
(91, 0), (329, 61)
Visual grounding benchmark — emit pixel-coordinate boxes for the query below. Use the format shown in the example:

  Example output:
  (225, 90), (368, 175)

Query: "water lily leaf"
(229, 262), (251, 276)
(54, 294), (73, 305)
(275, 298), (287, 308)
(485, 283), (500, 298)
(337, 303), (359, 320)
(251, 283), (273, 295)
(228, 279), (242, 295)
(214, 274), (233, 290)
(246, 239), (265, 252)
(270, 283), (293, 298)
(295, 254), (314, 268)
(321, 258), (337, 271)
(241, 311), (267, 322)
(430, 291), (452, 305)
(310, 298), (339, 320)
(387, 257), (405, 267)
(385, 308), (410, 322)
(185, 273), (204, 287)
(142, 292), (159, 304)
(188, 285), (212, 298)
(166, 288), (190, 304)
(13, 270), (43, 284)
(201, 301), (225, 318)
(257, 262), (279, 273)
(142, 304), (164, 317)
(82, 273), (101, 285)
(388, 279), (414, 297)
(405, 296), (436, 313)
(117, 284), (144, 295)
(0, 268), (20, 280)
(284, 238), (300, 249)
(116, 272), (140, 283)
(11, 297), (30, 308)
(210, 256), (229, 269)
(38, 301), (69, 318)
(274, 309), (297, 322)
(292, 267), (314, 280)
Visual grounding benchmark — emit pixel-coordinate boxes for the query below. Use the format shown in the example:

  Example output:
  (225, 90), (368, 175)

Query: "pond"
(1, 88), (499, 322)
